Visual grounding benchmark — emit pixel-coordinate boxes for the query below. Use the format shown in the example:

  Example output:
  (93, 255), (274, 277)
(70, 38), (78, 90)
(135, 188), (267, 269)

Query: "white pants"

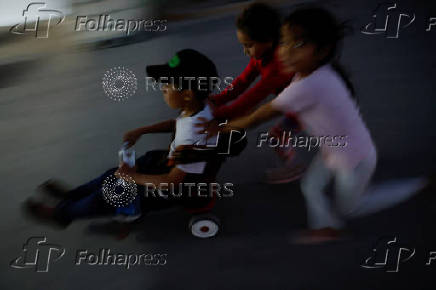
(300, 149), (426, 229)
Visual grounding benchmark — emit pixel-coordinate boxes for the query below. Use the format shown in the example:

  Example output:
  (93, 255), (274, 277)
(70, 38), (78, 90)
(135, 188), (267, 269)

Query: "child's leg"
(133, 150), (176, 212)
(300, 153), (344, 229)
(53, 150), (171, 224)
(64, 150), (169, 200)
(334, 150), (377, 217)
(270, 115), (301, 159)
(65, 167), (118, 200)
(336, 149), (427, 218)
(351, 177), (427, 217)
(266, 115), (307, 184)
(136, 150), (171, 174)
(53, 190), (115, 225)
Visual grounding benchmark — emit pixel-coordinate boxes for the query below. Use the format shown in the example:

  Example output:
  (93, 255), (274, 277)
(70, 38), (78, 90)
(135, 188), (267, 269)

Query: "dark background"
(0, 0), (435, 289)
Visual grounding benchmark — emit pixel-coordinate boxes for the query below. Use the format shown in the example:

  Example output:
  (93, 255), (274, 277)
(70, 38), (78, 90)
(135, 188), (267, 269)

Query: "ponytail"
(331, 61), (358, 105)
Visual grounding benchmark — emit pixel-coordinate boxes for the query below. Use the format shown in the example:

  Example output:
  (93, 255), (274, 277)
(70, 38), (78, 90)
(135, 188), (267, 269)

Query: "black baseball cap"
(146, 49), (219, 93)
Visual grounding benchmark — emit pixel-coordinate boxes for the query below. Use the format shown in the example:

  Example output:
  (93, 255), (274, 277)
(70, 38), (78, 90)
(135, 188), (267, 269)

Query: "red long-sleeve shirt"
(210, 48), (294, 119)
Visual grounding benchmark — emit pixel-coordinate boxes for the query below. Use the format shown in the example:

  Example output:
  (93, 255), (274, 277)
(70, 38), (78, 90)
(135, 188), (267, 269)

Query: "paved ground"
(1, 0), (436, 289)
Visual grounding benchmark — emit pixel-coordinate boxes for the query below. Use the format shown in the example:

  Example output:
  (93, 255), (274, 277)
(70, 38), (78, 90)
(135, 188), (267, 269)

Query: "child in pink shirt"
(216, 8), (377, 242)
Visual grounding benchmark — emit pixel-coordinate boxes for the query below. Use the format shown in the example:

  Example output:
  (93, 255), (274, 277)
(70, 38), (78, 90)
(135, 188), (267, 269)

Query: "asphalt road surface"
(1, 0), (436, 289)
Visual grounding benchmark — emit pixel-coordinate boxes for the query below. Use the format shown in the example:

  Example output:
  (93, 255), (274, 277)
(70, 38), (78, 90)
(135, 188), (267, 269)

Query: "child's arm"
(123, 119), (176, 147)
(218, 79), (309, 131)
(196, 101), (281, 138)
(116, 164), (186, 188)
(210, 58), (259, 107)
(227, 101), (281, 130)
(134, 119), (176, 134)
(134, 167), (186, 187)
(212, 73), (287, 119)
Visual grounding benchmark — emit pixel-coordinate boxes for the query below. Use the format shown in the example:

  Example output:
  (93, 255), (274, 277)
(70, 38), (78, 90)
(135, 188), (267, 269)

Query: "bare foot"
(22, 199), (68, 228)
(289, 227), (348, 245)
(37, 179), (70, 198)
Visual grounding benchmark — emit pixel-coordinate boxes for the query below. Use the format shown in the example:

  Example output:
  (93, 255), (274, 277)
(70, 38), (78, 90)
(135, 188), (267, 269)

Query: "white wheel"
(189, 215), (220, 238)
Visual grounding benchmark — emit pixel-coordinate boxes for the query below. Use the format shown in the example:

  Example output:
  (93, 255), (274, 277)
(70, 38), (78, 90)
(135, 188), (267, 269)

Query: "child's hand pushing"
(195, 117), (228, 138)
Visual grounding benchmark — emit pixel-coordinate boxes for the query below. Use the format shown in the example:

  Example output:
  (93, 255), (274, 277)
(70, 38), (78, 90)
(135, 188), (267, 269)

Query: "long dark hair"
(236, 2), (281, 45)
(283, 7), (357, 101)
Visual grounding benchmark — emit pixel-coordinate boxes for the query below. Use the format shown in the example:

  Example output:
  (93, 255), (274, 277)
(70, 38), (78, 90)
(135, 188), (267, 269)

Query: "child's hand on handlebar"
(123, 129), (142, 147)
(115, 162), (137, 182)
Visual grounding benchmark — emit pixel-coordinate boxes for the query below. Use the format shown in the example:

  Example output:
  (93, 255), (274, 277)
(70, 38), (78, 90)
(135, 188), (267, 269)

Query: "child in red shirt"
(209, 3), (306, 183)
